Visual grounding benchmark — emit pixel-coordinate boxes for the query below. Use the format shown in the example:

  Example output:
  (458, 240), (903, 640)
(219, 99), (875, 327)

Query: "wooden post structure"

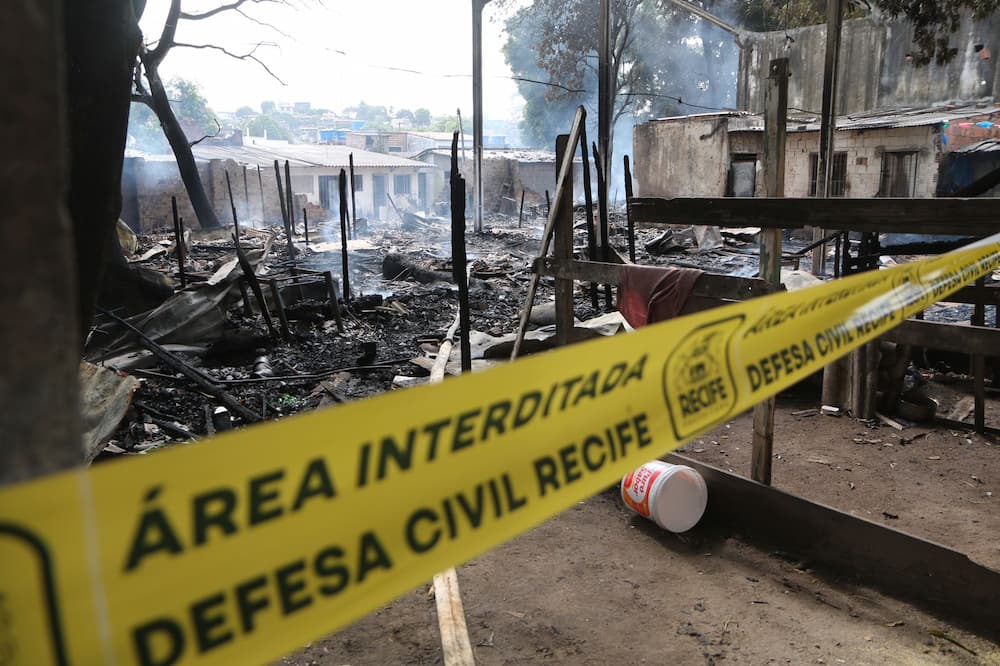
(257, 165), (266, 225)
(593, 142), (614, 310)
(338, 169), (352, 301)
(554, 134), (575, 347)
(624, 154), (637, 263)
(812, 0), (845, 276)
(511, 107), (586, 359)
(580, 128), (600, 309)
(349, 152), (358, 240)
(451, 133), (473, 373)
(517, 189), (525, 229)
(972, 276), (987, 433)
(751, 58), (788, 486)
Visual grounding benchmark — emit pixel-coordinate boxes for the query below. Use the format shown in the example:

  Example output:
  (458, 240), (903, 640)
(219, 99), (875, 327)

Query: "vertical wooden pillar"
(812, 0), (845, 276)
(972, 277), (987, 433)
(1, 0), (83, 484)
(751, 58), (788, 486)
(554, 135), (575, 347)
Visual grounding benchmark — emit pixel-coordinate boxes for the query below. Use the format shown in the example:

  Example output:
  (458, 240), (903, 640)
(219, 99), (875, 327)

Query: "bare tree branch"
(149, 0), (182, 64)
(179, 0), (282, 21)
(172, 41), (286, 84)
(234, 7), (293, 39)
(189, 118), (222, 147)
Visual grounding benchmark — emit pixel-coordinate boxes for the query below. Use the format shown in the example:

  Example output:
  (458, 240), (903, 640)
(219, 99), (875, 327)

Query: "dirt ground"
(105, 212), (1000, 664)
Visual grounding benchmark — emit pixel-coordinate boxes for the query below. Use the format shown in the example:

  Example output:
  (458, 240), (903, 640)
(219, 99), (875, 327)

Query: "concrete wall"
(124, 157), (437, 231)
(633, 120), (939, 200)
(743, 14), (1000, 115)
(632, 117), (731, 197)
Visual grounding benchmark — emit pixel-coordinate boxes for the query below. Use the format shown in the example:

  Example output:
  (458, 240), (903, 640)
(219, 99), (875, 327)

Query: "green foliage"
(413, 108), (432, 127)
(235, 105), (256, 118)
(127, 77), (218, 152)
(245, 115), (292, 141)
(432, 115), (461, 132)
(126, 102), (168, 153)
(261, 100), (277, 115)
(874, 0), (1000, 64)
(166, 78), (217, 136)
(344, 101), (393, 129)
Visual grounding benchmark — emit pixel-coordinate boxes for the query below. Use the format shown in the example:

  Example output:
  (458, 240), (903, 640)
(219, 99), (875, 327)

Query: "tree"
(235, 105), (257, 118)
(246, 115), (293, 141)
(128, 78), (219, 153)
(396, 108), (415, 121)
(261, 100), (277, 114)
(874, 0), (1000, 64)
(414, 108), (432, 127)
(131, 0), (289, 229)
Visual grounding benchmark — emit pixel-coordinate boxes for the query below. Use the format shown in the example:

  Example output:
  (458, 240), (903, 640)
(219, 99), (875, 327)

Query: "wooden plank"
(628, 197), (1000, 236)
(665, 453), (1000, 640)
(882, 319), (1000, 356)
(430, 314), (476, 666)
(947, 283), (1000, 307)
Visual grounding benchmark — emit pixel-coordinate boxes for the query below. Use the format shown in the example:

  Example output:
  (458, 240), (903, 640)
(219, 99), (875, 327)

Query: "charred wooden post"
(592, 142), (613, 310)
(450, 132), (472, 373)
(257, 165), (266, 224)
(579, 130), (599, 309)
(323, 271), (344, 334)
(517, 189), (525, 229)
(303, 207), (310, 247)
(268, 278), (292, 341)
(554, 135), (576, 347)
(284, 160), (296, 259)
(273, 160), (289, 229)
(623, 154), (636, 263)
(751, 58), (789, 486)
(338, 169), (352, 301)
(238, 280), (253, 317)
(171, 196), (187, 289)
(232, 232), (278, 339)
(242, 165), (250, 225)
(349, 152), (358, 240)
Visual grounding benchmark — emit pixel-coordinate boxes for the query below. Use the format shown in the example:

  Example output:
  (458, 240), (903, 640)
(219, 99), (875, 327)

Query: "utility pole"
(813, 0), (845, 275)
(472, 0), (492, 233)
(598, 0), (612, 207)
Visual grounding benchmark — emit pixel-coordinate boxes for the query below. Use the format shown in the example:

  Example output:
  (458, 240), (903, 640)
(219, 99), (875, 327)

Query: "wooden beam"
(628, 197), (1000, 236)
(752, 58), (788, 487)
(881, 319), (1000, 356)
(665, 453), (1000, 640)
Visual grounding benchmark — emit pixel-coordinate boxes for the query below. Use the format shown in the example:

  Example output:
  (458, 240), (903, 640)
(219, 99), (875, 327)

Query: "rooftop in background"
(128, 136), (432, 169)
(649, 102), (1000, 133)
(421, 148), (567, 163)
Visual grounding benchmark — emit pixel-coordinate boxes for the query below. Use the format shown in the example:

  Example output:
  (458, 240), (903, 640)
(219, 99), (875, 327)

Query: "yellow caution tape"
(1, 234), (998, 665)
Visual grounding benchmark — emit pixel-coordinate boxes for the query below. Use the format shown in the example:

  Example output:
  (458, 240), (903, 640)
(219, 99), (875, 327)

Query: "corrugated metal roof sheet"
(191, 141), (431, 169)
(422, 148), (568, 163)
(724, 103), (1000, 133)
(954, 139), (1000, 153)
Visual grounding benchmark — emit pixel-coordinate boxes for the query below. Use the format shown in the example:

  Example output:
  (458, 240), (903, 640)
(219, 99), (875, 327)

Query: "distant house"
(632, 103), (1000, 200)
(415, 148), (593, 214)
(122, 134), (436, 232)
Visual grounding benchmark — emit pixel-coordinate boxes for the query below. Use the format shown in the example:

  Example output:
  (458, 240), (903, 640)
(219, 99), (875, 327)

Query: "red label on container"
(622, 465), (665, 517)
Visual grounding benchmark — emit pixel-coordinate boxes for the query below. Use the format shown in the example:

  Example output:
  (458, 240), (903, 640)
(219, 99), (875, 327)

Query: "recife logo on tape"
(662, 315), (744, 440)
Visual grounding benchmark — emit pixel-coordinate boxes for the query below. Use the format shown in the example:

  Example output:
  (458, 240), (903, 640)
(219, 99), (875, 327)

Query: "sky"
(140, 0), (525, 121)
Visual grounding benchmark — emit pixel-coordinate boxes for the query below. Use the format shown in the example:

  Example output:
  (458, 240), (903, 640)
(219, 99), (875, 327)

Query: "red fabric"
(618, 265), (703, 328)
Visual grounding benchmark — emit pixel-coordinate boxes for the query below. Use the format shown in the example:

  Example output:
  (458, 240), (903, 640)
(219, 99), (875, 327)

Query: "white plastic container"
(621, 461), (708, 533)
